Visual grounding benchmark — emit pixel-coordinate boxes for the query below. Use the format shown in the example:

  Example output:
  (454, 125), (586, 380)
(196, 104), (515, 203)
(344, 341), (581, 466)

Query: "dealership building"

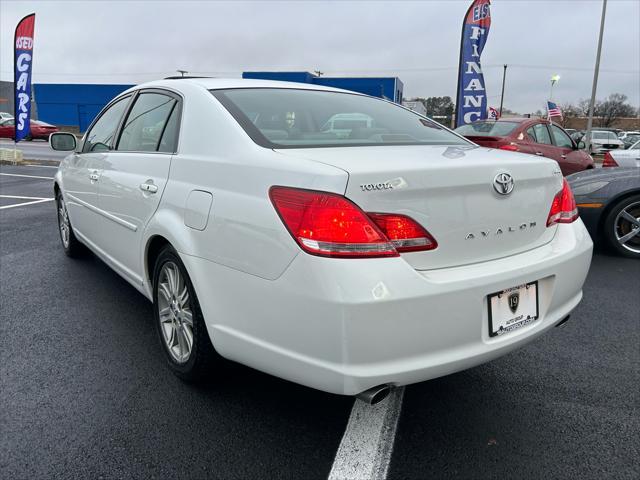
(0, 73), (404, 133)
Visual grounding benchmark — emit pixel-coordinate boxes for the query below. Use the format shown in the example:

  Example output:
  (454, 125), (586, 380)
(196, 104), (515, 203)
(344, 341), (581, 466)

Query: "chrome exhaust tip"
(356, 384), (392, 405)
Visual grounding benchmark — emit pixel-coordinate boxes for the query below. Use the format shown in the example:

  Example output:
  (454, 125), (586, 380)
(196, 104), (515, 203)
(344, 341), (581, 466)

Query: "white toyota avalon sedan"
(50, 78), (592, 403)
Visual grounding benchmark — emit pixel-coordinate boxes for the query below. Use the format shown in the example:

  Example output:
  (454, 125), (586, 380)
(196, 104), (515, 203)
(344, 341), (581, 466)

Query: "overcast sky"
(1, 0), (638, 113)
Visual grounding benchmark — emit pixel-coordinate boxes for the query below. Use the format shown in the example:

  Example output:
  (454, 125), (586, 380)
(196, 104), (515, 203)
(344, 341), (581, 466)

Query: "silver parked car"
(588, 130), (625, 154)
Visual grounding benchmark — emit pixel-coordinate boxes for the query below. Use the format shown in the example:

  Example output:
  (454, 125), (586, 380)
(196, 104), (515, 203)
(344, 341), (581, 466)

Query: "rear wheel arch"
(146, 235), (171, 288)
(597, 189), (640, 235)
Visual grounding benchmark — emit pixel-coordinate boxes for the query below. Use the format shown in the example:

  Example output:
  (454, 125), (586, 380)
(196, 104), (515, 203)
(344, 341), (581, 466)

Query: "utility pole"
(176, 69), (188, 77)
(499, 64), (507, 116)
(585, 0), (607, 152)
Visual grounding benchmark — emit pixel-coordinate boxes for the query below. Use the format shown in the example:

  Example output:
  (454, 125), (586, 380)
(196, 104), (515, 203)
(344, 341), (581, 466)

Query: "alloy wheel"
(614, 201), (640, 254)
(58, 197), (70, 248)
(157, 261), (194, 363)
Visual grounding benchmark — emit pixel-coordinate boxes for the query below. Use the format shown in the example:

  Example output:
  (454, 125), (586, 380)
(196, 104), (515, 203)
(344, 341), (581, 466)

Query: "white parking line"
(0, 195), (54, 210)
(1, 194), (52, 200)
(0, 172), (54, 180)
(328, 387), (405, 480)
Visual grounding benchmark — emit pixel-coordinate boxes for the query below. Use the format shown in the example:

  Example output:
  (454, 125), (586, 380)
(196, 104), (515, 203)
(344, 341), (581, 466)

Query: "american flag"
(547, 101), (562, 119)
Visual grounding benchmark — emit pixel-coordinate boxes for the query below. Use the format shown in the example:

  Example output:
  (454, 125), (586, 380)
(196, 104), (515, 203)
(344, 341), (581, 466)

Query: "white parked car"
(50, 78), (592, 403)
(588, 130), (625, 154)
(0, 111), (14, 121)
(617, 131), (640, 140)
(603, 140), (640, 168)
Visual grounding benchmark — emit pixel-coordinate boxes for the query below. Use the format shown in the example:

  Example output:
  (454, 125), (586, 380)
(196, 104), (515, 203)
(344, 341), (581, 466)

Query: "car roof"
(124, 77), (358, 96)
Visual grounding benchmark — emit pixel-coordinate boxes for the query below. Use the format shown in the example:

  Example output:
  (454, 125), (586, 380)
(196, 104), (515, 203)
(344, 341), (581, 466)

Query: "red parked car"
(0, 118), (59, 141)
(455, 118), (594, 176)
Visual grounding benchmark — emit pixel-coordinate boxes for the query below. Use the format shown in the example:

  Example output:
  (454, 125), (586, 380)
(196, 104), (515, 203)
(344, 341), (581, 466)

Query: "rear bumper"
(183, 221), (593, 396)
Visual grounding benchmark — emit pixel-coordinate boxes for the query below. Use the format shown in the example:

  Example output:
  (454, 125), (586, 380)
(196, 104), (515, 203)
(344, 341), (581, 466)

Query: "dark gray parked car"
(568, 168), (640, 258)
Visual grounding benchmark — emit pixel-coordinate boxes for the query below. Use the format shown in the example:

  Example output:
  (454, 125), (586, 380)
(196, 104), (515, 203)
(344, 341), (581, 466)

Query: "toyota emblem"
(493, 172), (514, 195)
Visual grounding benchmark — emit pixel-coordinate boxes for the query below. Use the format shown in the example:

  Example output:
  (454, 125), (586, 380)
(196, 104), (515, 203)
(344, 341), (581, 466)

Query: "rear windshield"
(454, 121), (519, 137)
(211, 88), (470, 148)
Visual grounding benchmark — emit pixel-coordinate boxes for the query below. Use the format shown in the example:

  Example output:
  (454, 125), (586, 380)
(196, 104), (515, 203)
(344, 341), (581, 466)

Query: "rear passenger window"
(158, 104), (180, 153)
(532, 124), (552, 145)
(117, 93), (177, 152)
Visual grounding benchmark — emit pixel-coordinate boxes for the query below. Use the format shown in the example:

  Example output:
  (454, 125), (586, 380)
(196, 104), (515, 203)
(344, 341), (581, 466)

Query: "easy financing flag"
(14, 13), (36, 143)
(455, 0), (491, 128)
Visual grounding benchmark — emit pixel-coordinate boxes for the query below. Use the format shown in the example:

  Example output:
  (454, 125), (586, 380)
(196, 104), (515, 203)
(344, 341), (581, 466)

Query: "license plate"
(488, 281), (539, 337)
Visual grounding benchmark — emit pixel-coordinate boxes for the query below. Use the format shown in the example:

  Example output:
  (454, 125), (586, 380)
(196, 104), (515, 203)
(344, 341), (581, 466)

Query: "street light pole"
(585, 0), (607, 153)
(499, 64), (507, 116)
(549, 74), (560, 102)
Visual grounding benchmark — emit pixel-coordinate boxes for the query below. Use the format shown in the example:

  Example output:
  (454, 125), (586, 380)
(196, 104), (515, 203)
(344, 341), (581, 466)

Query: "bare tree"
(558, 102), (579, 127)
(577, 99), (592, 117)
(593, 93), (636, 127)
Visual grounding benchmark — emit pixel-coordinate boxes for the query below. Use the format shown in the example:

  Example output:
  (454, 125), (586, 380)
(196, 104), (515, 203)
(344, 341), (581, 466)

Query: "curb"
(0, 158), (60, 166)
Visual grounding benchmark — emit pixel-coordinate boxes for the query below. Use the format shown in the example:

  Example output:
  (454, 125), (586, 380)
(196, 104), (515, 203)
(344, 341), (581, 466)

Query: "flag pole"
(499, 64), (507, 116)
(585, 0), (607, 153)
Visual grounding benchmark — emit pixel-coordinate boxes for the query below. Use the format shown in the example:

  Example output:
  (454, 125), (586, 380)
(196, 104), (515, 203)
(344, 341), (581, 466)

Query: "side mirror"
(50, 132), (77, 152)
(577, 141), (586, 150)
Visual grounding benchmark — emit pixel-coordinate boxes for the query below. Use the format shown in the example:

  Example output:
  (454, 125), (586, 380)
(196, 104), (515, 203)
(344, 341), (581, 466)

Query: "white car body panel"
(609, 140), (640, 168)
(62, 151), (105, 246)
(54, 78), (593, 396)
(96, 151), (172, 282)
(276, 145), (561, 270)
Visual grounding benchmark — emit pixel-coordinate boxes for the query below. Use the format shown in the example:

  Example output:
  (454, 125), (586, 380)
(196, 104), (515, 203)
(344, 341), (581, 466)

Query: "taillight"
(547, 178), (578, 227)
(269, 186), (397, 258)
(269, 186), (437, 258)
(367, 213), (437, 252)
(499, 144), (519, 152)
(602, 152), (618, 167)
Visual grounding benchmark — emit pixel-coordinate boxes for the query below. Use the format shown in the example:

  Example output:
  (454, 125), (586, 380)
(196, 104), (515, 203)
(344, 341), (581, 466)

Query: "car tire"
(152, 245), (217, 381)
(25, 134), (33, 141)
(603, 194), (640, 259)
(56, 192), (84, 257)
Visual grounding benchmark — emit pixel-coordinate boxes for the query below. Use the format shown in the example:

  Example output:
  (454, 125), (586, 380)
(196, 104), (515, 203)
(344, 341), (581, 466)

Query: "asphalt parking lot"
(1, 163), (638, 480)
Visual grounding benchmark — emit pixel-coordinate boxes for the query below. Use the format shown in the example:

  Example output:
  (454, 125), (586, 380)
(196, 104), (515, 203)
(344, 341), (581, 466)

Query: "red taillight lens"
(547, 178), (578, 227)
(269, 186), (398, 258)
(269, 187), (438, 258)
(499, 144), (519, 152)
(602, 152), (618, 167)
(367, 213), (438, 252)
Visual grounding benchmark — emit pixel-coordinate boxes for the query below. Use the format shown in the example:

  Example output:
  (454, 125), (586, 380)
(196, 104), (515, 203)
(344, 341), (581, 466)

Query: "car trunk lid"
(275, 145), (562, 270)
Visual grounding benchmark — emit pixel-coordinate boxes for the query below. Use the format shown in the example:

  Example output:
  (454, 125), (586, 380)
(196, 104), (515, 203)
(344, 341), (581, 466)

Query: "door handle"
(535, 152), (544, 156)
(139, 182), (158, 193)
(561, 155), (567, 159)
